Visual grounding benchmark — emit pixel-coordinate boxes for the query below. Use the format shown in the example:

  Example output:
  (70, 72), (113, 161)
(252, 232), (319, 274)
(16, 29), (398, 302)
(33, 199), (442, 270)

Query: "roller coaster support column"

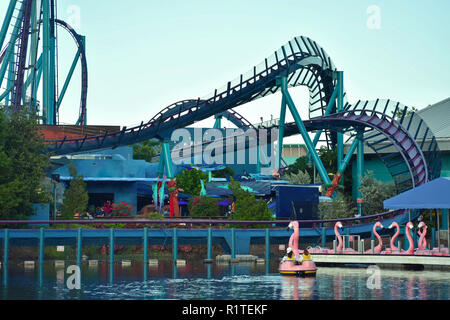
(277, 89), (287, 169)
(307, 70), (341, 162)
(336, 71), (344, 177)
(158, 140), (174, 178)
(356, 130), (364, 216)
(278, 76), (331, 187)
(42, 0), (57, 124)
(0, 0), (17, 51)
(0, 0), (24, 91)
(213, 115), (222, 129)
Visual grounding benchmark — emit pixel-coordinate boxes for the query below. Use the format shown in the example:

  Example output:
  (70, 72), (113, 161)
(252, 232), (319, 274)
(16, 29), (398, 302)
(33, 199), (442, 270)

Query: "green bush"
(188, 196), (220, 217)
(228, 179), (273, 228)
(175, 167), (209, 196)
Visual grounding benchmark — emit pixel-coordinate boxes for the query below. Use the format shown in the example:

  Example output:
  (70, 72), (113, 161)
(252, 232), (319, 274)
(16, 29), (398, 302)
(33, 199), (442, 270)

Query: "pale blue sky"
(1, 0), (449, 140)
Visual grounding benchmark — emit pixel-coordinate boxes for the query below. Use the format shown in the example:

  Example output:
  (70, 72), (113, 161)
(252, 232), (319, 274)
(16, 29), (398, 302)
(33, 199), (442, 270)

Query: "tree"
(0, 106), (51, 219)
(358, 171), (396, 216)
(60, 162), (89, 219)
(318, 192), (353, 221)
(175, 167), (209, 196)
(228, 178), (273, 228)
(132, 139), (161, 162)
(282, 170), (311, 185)
(188, 196), (220, 217)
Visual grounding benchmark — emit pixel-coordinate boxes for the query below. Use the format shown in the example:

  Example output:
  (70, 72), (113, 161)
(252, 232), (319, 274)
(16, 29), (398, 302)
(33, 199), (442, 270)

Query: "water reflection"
(0, 261), (449, 300)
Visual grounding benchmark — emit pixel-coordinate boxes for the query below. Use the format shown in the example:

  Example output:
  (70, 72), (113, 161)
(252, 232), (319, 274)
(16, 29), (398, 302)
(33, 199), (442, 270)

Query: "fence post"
(231, 228), (236, 259)
(173, 228), (178, 261)
(321, 227), (326, 248)
(265, 228), (270, 262)
(207, 227), (212, 261)
(143, 227), (148, 263)
(3, 229), (8, 266)
(109, 228), (114, 264)
(39, 228), (44, 264)
(76, 227), (82, 265)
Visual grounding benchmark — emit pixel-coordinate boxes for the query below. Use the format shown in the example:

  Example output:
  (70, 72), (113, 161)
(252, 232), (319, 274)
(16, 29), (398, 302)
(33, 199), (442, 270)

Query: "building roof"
(384, 177), (450, 209)
(417, 97), (450, 139)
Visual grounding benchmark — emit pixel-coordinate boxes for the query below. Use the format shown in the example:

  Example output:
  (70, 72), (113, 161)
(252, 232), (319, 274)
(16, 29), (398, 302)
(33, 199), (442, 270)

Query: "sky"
(1, 0), (449, 143)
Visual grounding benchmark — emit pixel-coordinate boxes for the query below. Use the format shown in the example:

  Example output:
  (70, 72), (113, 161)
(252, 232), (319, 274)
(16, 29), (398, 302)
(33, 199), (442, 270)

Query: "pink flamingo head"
(288, 221), (299, 230)
(374, 221), (384, 231)
(418, 221), (427, 230)
(406, 221), (414, 230)
(388, 221), (399, 230)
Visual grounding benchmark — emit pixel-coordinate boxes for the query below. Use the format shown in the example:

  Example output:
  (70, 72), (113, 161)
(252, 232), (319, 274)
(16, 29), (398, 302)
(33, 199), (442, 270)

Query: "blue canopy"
(384, 177), (450, 209)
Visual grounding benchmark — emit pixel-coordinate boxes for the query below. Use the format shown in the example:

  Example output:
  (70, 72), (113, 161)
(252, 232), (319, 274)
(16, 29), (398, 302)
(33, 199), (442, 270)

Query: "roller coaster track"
(44, 35), (440, 194)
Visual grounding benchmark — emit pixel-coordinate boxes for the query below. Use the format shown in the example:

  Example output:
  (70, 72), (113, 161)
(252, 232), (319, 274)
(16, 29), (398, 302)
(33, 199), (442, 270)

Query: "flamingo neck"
(405, 225), (414, 253)
(335, 225), (343, 250)
(419, 226), (427, 250)
(374, 225), (382, 247)
(390, 225), (399, 251)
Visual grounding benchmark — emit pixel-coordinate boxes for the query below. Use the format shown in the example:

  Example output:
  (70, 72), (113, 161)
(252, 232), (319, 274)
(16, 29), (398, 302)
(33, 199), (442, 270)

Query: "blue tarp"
(384, 177), (450, 209)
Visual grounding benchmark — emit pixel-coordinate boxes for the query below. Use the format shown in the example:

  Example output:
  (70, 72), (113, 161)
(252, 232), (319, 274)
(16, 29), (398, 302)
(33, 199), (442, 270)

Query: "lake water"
(1, 260), (449, 300)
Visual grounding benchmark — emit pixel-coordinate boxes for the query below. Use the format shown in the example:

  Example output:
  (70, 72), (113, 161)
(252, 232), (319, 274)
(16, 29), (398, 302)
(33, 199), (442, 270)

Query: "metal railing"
(0, 210), (403, 229)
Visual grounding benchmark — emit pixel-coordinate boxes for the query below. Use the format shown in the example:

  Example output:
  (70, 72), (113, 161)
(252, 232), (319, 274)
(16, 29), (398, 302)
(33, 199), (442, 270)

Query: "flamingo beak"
(388, 224), (394, 229)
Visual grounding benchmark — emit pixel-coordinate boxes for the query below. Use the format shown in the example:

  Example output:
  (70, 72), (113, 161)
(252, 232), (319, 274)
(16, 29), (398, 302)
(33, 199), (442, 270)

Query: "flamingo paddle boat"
(279, 221), (317, 277)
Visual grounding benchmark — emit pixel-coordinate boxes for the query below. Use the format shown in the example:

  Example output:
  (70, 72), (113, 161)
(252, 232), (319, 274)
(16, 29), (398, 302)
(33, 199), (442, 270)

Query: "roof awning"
(384, 177), (450, 209)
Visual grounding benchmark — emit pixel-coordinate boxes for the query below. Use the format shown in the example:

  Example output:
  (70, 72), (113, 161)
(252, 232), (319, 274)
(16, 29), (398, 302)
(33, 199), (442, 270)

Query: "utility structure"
(0, 0), (87, 125)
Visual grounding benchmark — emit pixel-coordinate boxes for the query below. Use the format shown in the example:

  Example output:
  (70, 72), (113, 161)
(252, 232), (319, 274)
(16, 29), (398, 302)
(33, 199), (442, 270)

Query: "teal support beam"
(76, 227), (82, 265)
(0, 0), (17, 51)
(356, 130), (365, 216)
(345, 228), (350, 249)
(143, 227), (148, 263)
(213, 116), (222, 129)
(48, 0), (56, 124)
(278, 95), (287, 169)
(158, 148), (165, 178)
(308, 82), (340, 161)
(321, 227), (326, 248)
(0, 0), (25, 89)
(207, 227), (212, 260)
(3, 229), (9, 267)
(336, 71), (344, 174)
(27, 0), (38, 108)
(337, 137), (359, 174)
(39, 228), (44, 264)
(278, 76), (331, 186)
(265, 228), (270, 262)
(161, 141), (174, 178)
(5, 51), (15, 105)
(109, 228), (114, 263)
(442, 209), (449, 230)
(173, 228), (178, 261)
(231, 228), (236, 259)
(56, 50), (81, 111)
(432, 228), (436, 249)
(42, 0), (53, 124)
(23, 54), (42, 104)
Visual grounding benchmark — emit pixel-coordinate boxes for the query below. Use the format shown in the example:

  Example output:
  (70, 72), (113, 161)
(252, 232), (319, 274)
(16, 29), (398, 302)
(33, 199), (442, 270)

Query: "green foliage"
(60, 162), (89, 219)
(358, 171), (396, 216)
(212, 166), (234, 178)
(282, 170), (311, 185)
(175, 167), (209, 196)
(318, 192), (353, 221)
(146, 211), (165, 228)
(393, 107), (418, 121)
(188, 196), (220, 217)
(111, 201), (134, 217)
(228, 178), (273, 228)
(132, 139), (161, 162)
(0, 106), (51, 219)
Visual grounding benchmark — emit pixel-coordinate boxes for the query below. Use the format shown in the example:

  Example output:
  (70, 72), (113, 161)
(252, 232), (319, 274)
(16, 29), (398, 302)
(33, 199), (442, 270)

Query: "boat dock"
(311, 254), (450, 271)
